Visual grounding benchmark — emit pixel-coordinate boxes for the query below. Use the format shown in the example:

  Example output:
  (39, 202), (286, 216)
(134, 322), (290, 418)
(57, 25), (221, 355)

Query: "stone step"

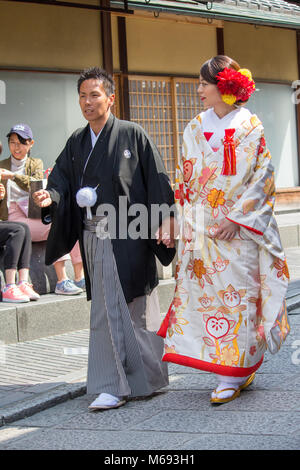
(275, 212), (300, 248)
(287, 295), (300, 312)
(286, 279), (300, 313)
(157, 278), (175, 314)
(0, 293), (90, 345)
(277, 225), (300, 249)
(286, 279), (300, 298)
(0, 279), (176, 345)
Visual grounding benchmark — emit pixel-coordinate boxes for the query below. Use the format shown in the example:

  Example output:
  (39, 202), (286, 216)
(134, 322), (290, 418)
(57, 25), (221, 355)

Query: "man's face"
(79, 79), (115, 125)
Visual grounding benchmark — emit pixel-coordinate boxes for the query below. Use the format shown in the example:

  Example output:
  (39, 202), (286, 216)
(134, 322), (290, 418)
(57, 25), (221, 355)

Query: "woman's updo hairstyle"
(200, 55), (250, 106)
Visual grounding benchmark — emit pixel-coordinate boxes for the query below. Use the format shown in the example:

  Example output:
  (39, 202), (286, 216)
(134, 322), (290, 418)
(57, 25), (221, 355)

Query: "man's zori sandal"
(88, 393), (126, 411)
(210, 373), (256, 404)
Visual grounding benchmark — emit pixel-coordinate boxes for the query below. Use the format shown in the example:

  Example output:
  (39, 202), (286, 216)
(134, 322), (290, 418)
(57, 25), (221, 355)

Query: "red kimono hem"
(161, 352), (264, 377)
(225, 217), (263, 236)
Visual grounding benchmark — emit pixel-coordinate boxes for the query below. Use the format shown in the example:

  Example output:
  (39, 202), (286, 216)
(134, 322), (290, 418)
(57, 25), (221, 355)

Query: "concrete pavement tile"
(16, 295), (90, 342)
(0, 386), (21, 392)
(163, 372), (216, 391)
(61, 391), (213, 412)
(259, 358), (300, 374)
(0, 391), (34, 408)
(127, 391), (210, 411)
(207, 390), (300, 412)
(0, 306), (18, 344)
(125, 389), (300, 412)
(18, 382), (72, 395)
(258, 352), (300, 374)
(289, 312), (300, 319)
(0, 428), (193, 450)
(251, 373), (300, 391)
(163, 370), (300, 392)
(183, 433), (300, 450)
(13, 397), (89, 428)
(285, 323), (300, 337)
(131, 410), (300, 435)
(1, 382), (85, 426)
(0, 426), (39, 449)
(54, 405), (162, 431)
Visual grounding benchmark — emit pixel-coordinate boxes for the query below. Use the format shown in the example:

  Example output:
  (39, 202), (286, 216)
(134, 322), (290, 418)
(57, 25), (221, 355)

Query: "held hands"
(210, 218), (240, 241)
(0, 183), (5, 200)
(156, 217), (179, 248)
(0, 169), (14, 180)
(32, 189), (52, 208)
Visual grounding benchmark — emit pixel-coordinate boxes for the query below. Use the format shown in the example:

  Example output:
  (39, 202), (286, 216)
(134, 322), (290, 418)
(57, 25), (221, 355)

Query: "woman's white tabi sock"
(211, 374), (250, 400)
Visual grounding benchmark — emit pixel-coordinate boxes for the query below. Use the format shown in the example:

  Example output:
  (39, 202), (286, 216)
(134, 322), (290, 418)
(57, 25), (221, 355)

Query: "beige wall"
(0, 1), (102, 70)
(0, 0), (298, 82)
(224, 22), (298, 82)
(125, 16), (217, 75)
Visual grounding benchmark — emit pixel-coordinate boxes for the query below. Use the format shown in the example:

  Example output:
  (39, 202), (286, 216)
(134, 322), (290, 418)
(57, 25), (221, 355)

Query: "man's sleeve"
(137, 126), (176, 265)
(137, 127), (175, 212)
(41, 138), (72, 224)
(42, 138), (78, 264)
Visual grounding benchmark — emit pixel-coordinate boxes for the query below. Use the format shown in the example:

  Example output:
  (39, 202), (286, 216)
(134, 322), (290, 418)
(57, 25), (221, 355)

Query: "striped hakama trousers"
(83, 222), (169, 398)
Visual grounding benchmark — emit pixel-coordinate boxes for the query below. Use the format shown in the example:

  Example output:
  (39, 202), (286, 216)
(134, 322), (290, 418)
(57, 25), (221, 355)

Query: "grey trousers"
(83, 230), (169, 397)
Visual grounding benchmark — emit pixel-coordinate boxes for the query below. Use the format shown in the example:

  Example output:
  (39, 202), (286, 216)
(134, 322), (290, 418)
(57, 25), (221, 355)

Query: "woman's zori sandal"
(210, 373), (256, 404)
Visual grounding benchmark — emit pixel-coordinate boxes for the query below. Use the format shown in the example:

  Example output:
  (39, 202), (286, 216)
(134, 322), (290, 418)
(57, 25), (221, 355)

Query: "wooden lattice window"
(129, 76), (174, 180)
(128, 76), (203, 184)
(175, 79), (204, 154)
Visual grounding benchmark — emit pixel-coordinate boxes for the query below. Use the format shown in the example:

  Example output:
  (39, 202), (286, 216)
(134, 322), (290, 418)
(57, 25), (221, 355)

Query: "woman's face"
(197, 75), (223, 109)
(8, 133), (33, 160)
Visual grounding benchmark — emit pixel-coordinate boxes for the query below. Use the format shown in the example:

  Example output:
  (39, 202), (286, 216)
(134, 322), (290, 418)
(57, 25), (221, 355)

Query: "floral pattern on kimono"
(158, 111), (290, 377)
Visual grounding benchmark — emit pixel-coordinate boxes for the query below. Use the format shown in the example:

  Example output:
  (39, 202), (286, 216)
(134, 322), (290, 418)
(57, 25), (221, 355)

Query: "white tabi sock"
(89, 392), (123, 408)
(211, 374), (250, 400)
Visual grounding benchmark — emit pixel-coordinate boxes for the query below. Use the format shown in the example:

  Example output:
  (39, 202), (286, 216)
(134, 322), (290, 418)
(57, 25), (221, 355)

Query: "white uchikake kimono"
(158, 107), (290, 377)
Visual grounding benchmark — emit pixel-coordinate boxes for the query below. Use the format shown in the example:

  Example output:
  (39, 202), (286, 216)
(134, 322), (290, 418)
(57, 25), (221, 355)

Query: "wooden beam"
(296, 30), (300, 187)
(170, 78), (180, 168)
(4, 0), (133, 14)
(100, 0), (113, 75)
(216, 27), (225, 56)
(118, 16), (130, 120)
(111, 10), (222, 27)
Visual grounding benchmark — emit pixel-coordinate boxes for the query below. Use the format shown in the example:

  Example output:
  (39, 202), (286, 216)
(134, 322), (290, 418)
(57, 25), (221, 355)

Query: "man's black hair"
(77, 67), (115, 96)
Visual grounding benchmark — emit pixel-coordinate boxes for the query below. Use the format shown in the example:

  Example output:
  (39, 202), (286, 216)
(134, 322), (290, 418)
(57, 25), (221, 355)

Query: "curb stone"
(0, 373), (86, 427)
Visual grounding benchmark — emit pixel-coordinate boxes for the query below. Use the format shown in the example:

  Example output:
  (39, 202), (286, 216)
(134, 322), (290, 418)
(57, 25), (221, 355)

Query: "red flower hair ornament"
(216, 68), (255, 106)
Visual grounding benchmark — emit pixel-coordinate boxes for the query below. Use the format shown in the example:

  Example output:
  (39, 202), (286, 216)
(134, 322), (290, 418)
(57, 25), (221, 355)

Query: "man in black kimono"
(33, 67), (176, 410)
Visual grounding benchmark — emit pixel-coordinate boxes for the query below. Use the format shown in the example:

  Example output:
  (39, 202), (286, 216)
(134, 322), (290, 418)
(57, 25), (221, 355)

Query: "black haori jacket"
(42, 113), (176, 302)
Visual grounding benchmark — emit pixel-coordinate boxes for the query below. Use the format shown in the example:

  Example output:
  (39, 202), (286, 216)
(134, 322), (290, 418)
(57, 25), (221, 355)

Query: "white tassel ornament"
(76, 186), (98, 220)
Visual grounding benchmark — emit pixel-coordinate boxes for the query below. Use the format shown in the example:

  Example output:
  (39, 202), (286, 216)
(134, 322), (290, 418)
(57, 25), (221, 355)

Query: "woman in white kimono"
(158, 55), (290, 404)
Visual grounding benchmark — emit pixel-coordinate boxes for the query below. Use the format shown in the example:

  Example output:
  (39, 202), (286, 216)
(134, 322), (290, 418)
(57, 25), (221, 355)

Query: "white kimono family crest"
(158, 108), (290, 377)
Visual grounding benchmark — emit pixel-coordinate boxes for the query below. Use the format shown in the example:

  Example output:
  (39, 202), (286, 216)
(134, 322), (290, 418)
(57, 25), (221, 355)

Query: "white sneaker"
(88, 393), (126, 411)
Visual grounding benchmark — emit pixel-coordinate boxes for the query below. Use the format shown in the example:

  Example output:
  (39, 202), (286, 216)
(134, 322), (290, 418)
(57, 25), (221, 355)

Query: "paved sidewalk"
(0, 330), (89, 425)
(0, 313), (299, 450)
(0, 247), (299, 449)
